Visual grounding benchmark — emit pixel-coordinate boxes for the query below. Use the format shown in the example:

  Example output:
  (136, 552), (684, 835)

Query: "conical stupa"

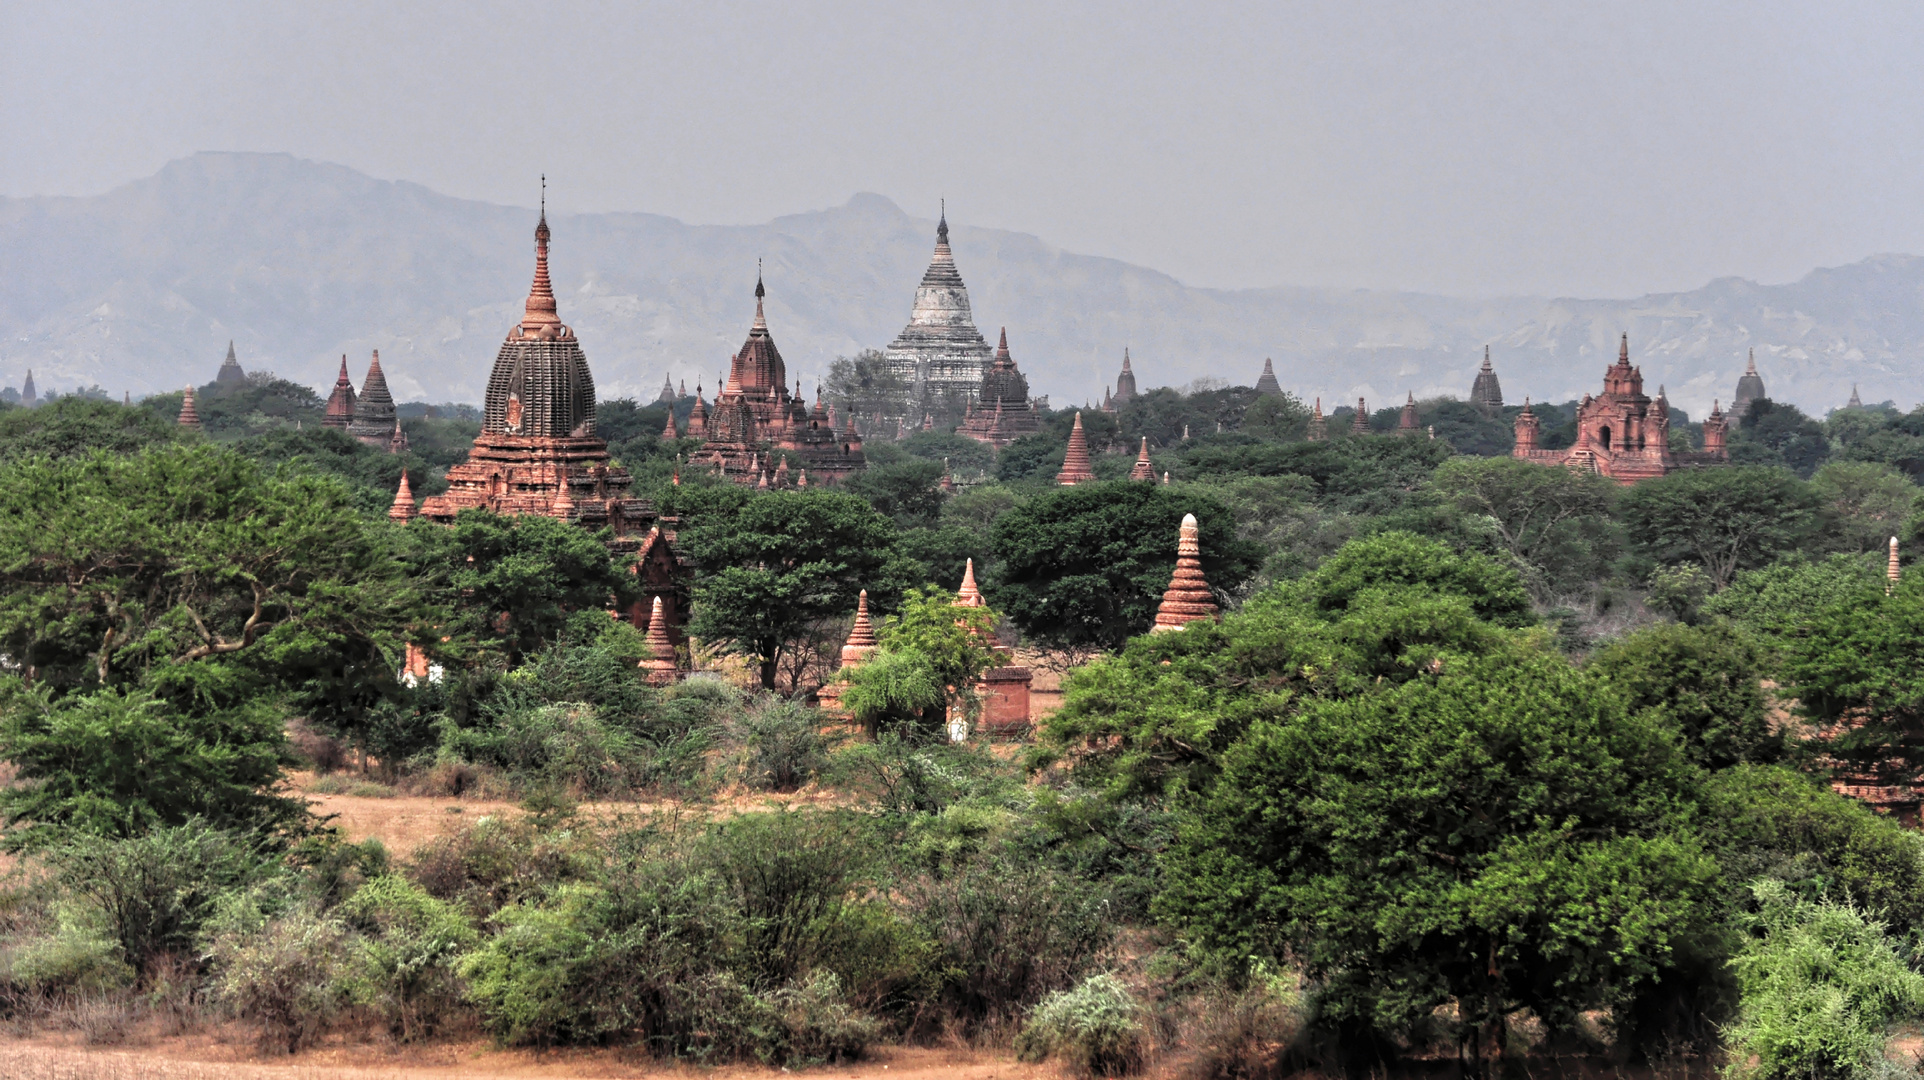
(177, 386), (202, 429)
(1129, 437), (1155, 481)
(1056, 412), (1096, 485)
(389, 472), (418, 523)
(1151, 514), (1218, 632)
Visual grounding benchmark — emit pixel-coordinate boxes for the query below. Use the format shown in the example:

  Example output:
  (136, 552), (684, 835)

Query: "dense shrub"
(339, 875), (477, 1041)
(1015, 973), (1147, 1076)
(48, 824), (277, 978)
(723, 698), (832, 791)
(1587, 622), (1778, 768)
(1724, 880), (1924, 1080)
(205, 902), (357, 1054)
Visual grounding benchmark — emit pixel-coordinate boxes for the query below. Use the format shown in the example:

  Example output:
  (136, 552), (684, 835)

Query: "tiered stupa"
(1849, 385), (1864, 409)
(347, 351), (399, 450)
(177, 386), (202, 429)
(957, 328), (1042, 448)
(882, 207), (993, 417)
(216, 341), (246, 384)
(1056, 412), (1096, 485)
(640, 596), (681, 686)
(1471, 346), (1504, 411)
(949, 560), (1032, 736)
(1128, 437), (1156, 481)
(1151, 514), (1219, 632)
(322, 357), (357, 429)
(21, 370), (35, 407)
(1307, 398), (1327, 441)
(389, 472), (417, 523)
(1351, 398), (1370, 434)
(1733, 349), (1768, 419)
(697, 276), (866, 486)
(654, 374), (677, 404)
(1399, 393), (1419, 435)
(1254, 358), (1284, 396)
(842, 589), (879, 666)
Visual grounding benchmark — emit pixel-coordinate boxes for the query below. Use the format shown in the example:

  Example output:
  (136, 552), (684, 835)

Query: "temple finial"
(1619, 332), (1629, 363)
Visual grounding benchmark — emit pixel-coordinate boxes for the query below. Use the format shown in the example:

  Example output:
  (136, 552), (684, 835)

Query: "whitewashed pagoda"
(882, 205), (992, 416)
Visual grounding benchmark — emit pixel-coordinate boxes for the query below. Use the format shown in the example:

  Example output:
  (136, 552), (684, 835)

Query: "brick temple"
(695, 275), (867, 486)
(409, 205), (688, 643)
(956, 329), (1042, 449)
(1512, 334), (1728, 484)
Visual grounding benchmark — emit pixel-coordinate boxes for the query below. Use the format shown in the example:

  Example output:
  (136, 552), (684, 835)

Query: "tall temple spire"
(1352, 397), (1369, 434)
(753, 261), (767, 331)
(1399, 392), (1419, 434)
(517, 177), (564, 337)
(1057, 412), (1096, 485)
(1849, 384), (1864, 409)
(1891, 536), (1902, 595)
(217, 340), (246, 384)
(1746, 348), (1758, 376)
(1152, 514), (1218, 632)
(323, 355), (356, 429)
(1471, 344), (1504, 411)
(1619, 332), (1630, 365)
(1308, 397), (1327, 441)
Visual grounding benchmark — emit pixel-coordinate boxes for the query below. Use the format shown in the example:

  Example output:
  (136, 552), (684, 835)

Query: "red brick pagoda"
(1512, 333), (1728, 484)
(957, 329), (1042, 449)
(697, 276), (866, 487)
(415, 203), (687, 642)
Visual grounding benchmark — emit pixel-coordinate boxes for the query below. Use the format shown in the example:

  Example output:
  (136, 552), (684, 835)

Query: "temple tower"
(957, 328), (1042, 448)
(1111, 349), (1138, 408)
(1254, 358), (1283, 396)
(1152, 514), (1219, 632)
(1129, 437), (1155, 481)
(640, 596), (680, 686)
(1471, 346), (1503, 411)
(882, 207), (993, 414)
(348, 351), (399, 450)
(1733, 349), (1767, 419)
(1057, 412), (1096, 485)
(216, 341), (246, 384)
(1701, 400), (1728, 456)
(323, 357), (357, 429)
(1848, 385), (1864, 409)
(1399, 393), (1419, 435)
(1308, 398), (1327, 441)
(1513, 399), (1540, 454)
(388, 472), (418, 523)
(177, 386), (202, 429)
(21, 370), (35, 407)
(1351, 398), (1369, 434)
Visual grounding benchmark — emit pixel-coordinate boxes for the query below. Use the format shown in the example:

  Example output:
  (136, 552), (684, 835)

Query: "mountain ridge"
(3, 152), (1920, 419)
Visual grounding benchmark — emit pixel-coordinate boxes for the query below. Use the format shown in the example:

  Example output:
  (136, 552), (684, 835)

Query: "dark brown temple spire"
(517, 178), (564, 338)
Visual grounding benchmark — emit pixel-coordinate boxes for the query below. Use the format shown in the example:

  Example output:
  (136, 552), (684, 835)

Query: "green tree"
(1619, 466), (1826, 589)
(1702, 552), (1881, 657)
(840, 587), (1001, 735)
(1734, 399), (1830, 477)
(845, 459), (947, 527)
(682, 491), (904, 688)
(1157, 638), (1721, 1058)
(1587, 622), (1776, 769)
(1036, 532), (1524, 798)
(1810, 460), (1918, 554)
(408, 510), (635, 665)
(824, 349), (911, 430)
(989, 481), (1260, 651)
(0, 396), (179, 460)
(1781, 572), (1924, 787)
(1428, 456), (1618, 599)
(0, 683), (304, 845)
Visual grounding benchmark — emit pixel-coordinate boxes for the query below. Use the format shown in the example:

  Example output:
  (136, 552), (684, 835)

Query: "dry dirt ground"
(0, 1040), (1064, 1080)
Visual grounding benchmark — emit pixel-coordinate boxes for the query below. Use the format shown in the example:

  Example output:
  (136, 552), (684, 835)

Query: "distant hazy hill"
(3, 152), (1920, 419)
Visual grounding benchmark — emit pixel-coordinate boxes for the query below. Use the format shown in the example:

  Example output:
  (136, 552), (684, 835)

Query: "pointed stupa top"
(641, 596), (679, 684)
(550, 476), (576, 518)
(323, 355), (356, 428)
(1734, 347), (1768, 418)
(1890, 536), (1902, 595)
(956, 558), (986, 607)
(177, 386), (202, 429)
(21, 369), (35, 406)
(1849, 384), (1864, 409)
(1057, 412), (1096, 485)
(1152, 514), (1218, 632)
(1307, 396), (1327, 441)
(349, 350), (397, 440)
(1254, 357), (1283, 396)
(1471, 344), (1504, 410)
(216, 340), (246, 384)
(656, 373), (676, 403)
(1113, 347), (1138, 404)
(841, 589), (879, 666)
(516, 186), (566, 338)
(389, 472), (417, 523)
(662, 403), (679, 439)
(1129, 436), (1156, 481)
(1352, 397), (1370, 434)
(753, 270), (768, 331)
(1618, 332), (1631, 365)
(1399, 392), (1419, 432)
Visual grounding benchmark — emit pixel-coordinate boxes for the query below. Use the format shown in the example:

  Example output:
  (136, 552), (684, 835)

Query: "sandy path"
(0, 1040), (1060, 1080)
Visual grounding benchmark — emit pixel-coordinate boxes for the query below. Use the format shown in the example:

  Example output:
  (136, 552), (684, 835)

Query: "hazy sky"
(6, 1), (1922, 296)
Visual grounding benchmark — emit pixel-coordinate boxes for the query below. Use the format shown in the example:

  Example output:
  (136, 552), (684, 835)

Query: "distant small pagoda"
(957, 329), (1042, 449)
(216, 341), (246, 384)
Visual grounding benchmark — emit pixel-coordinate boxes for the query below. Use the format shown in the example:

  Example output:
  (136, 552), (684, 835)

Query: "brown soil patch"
(0, 1037), (1060, 1080)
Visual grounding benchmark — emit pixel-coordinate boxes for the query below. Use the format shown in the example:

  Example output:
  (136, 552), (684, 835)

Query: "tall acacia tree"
(1618, 466), (1827, 589)
(681, 490), (908, 689)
